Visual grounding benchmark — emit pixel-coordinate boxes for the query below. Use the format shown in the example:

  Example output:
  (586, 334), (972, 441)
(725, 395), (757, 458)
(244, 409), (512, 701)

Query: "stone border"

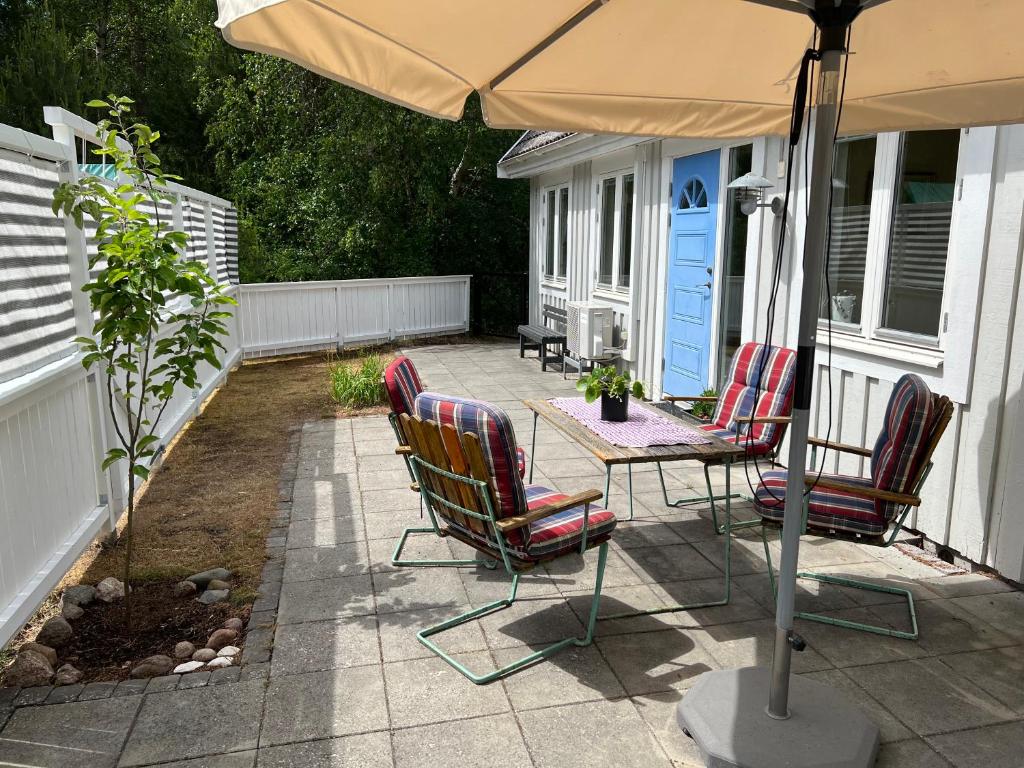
(0, 425), (300, 724)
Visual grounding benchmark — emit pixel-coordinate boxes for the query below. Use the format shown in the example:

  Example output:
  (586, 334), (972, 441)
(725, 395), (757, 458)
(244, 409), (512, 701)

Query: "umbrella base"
(677, 667), (879, 768)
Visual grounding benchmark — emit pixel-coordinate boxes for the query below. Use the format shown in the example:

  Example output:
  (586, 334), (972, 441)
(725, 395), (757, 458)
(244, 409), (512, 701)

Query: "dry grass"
(2, 349), (394, 669)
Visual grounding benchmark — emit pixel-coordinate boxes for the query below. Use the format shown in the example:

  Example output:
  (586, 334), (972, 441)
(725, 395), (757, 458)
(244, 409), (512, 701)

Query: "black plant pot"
(600, 391), (629, 422)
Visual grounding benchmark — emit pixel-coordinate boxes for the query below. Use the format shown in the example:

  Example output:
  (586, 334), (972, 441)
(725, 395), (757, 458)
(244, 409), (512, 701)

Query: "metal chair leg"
(760, 525), (918, 640)
(656, 461), (757, 534)
(417, 542), (609, 684)
(391, 527), (497, 569)
(603, 458), (733, 620)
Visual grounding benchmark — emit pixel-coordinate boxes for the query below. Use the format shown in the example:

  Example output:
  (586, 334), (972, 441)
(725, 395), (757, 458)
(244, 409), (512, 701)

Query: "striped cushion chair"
(753, 373), (953, 640)
(659, 343), (797, 533)
(395, 392), (616, 684)
(384, 355), (527, 478)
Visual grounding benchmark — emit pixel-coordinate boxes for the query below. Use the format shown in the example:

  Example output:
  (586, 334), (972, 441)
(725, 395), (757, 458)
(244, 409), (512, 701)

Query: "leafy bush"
(690, 388), (719, 420)
(329, 354), (388, 407)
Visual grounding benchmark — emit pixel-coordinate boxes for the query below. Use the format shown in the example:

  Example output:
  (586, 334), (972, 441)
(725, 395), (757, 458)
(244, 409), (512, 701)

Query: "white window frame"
(594, 169), (636, 294)
(541, 184), (569, 285)
(818, 129), (965, 357)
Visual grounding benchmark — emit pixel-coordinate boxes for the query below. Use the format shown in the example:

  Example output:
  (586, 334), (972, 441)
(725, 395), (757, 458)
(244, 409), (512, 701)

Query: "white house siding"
(504, 124), (1024, 583)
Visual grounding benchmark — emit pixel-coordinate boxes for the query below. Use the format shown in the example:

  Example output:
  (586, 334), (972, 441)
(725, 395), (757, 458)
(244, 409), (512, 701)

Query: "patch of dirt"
(57, 583), (243, 681)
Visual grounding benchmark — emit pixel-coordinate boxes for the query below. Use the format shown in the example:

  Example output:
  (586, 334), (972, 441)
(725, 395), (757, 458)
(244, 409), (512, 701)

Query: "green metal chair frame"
(401, 413), (610, 684)
(759, 393), (953, 640)
(656, 402), (789, 534)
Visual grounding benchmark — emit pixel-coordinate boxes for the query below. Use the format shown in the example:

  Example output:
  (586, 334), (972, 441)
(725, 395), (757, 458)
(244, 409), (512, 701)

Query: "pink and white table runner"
(548, 397), (710, 448)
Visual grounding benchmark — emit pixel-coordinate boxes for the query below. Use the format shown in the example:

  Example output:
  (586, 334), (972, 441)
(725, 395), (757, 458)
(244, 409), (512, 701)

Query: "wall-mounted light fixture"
(728, 172), (784, 217)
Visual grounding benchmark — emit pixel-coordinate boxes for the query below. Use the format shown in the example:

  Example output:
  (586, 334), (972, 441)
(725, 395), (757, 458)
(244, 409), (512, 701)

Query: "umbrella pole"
(767, 28), (845, 721)
(678, 12), (880, 767)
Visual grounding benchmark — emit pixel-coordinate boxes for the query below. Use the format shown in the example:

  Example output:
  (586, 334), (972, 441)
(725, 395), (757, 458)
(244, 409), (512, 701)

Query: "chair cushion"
(870, 373), (934, 520)
(516, 447), (527, 479)
(414, 392), (529, 546)
(712, 343), (796, 451)
(384, 356), (423, 416)
(524, 485), (618, 558)
(753, 469), (887, 536)
(699, 425), (774, 457)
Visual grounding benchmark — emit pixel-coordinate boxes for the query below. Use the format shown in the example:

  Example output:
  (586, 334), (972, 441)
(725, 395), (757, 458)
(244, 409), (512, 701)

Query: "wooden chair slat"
(413, 417), (475, 533)
(440, 424), (488, 533)
(461, 432), (500, 528)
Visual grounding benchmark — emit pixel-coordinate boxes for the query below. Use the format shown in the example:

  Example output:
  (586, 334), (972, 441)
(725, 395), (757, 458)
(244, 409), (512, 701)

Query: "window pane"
(557, 187), (569, 278)
(599, 177), (616, 285)
(718, 144), (752, 384)
(821, 136), (876, 325)
(544, 191), (555, 278)
(882, 129), (960, 336)
(617, 174), (634, 287)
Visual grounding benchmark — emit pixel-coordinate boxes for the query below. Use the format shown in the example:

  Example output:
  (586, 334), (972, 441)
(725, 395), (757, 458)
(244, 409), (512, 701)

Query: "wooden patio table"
(522, 397), (744, 619)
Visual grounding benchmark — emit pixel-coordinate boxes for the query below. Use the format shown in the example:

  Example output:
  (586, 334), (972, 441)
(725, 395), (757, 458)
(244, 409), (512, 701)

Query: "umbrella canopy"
(216, 0), (1024, 138)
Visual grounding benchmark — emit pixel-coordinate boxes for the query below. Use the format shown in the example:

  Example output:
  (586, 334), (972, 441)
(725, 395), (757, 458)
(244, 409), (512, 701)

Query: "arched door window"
(679, 176), (708, 210)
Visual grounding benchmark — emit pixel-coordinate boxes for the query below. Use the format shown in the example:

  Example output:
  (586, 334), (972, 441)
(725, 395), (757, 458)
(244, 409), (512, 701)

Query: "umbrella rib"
(489, 0), (609, 91)
(304, 0), (476, 91)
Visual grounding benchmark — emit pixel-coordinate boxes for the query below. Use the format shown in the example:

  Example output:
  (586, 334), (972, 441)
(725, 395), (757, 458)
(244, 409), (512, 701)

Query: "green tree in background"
(0, 0), (529, 329)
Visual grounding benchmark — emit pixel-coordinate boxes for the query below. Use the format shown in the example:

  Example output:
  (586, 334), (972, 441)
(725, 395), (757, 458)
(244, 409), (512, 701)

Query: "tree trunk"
(123, 472), (134, 634)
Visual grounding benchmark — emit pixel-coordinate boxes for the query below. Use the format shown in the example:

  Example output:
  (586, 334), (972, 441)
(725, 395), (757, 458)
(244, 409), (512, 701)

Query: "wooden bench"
(517, 304), (567, 372)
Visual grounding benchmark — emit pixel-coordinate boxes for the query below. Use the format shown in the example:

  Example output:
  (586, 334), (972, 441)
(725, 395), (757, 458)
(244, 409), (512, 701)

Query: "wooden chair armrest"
(395, 445), (412, 455)
(803, 475), (920, 506)
(807, 436), (873, 457)
(495, 489), (604, 533)
(664, 395), (719, 403)
(734, 415), (792, 425)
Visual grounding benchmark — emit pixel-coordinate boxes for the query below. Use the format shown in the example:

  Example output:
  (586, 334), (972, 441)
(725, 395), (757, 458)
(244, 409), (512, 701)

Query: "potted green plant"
(690, 388), (718, 421)
(577, 365), (645, 422)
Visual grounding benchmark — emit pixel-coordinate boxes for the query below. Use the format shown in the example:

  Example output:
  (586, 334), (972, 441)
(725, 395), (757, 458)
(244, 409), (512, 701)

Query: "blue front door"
(663, 150), (720, 397)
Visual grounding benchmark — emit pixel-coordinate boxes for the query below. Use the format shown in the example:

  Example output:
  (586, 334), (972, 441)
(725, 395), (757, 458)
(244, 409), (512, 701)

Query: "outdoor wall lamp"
(728, 172), (784, 217)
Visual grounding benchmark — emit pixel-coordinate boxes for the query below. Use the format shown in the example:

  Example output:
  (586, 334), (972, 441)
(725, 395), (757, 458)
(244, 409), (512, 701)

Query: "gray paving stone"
(377, 606), (488, 663)
(869, 597), (1016, 654)
(383, 651), (510, 728)
(145, 675), (181, 693)
(0, 694), (141, 768)
(693, 618), (832, 674)
(271, 617), (380, 676)
(876, 739), (953, 767)
(45, 683), (84, 703)
(392, 713), (530, 768)
(597, 629), (719, 696)
(845, 657), (1017, 736)
(928, 720), (1024, 768)
(119, 680), (264, 766)
(800, 669), (914, 744)
(114, 679), (149, 697)
(519, 698), (674, 768)
(260, 666), (388, 746)
(78, 680), (116, 700)
(277, 574), (375, 624)
(177, 671), (211, 689)
(937, 646), (1024, 713)
(138, 752), (257, 768)
(284, 542), (370, 581)
(494, 643), (625, 710)
(371, 566), (469, 615)
(631, 691), (707, 767)
(0, 688), (19, 707)
(258, 732), (392, 768)
(240, 663), (269, 681)
(210, 666), (241, 685)
(287, 516), (366, 549)
(13, 685), (51, 706)
(949, 591), (1024, 642)
(240, 624), (273, 665)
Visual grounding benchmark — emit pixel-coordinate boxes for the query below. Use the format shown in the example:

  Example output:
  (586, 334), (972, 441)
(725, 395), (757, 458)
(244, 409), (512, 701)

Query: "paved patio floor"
(2, 340), (1023, 767)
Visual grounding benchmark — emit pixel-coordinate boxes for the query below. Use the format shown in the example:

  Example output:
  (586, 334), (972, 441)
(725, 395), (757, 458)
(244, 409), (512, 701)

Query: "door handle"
(696, 281), (712, 289)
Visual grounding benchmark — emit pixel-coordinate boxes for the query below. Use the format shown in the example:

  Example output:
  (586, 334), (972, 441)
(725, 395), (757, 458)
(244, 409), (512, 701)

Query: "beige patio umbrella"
(216, 2), (1024, 766)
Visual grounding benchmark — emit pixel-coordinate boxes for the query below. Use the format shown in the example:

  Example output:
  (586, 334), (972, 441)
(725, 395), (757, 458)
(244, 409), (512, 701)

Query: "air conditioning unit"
(567, 301), (614, 359)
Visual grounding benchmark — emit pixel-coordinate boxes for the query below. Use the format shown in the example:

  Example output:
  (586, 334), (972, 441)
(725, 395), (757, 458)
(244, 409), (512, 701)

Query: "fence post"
(335, 284), (345, 350)
(387, 281), (395, 341)
(203, 200), (219, 280)
(465, 276), (473, 333)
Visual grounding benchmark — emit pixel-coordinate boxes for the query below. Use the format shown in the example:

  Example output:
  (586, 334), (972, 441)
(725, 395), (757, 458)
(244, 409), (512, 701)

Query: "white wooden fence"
(0, 109), (472, 649)
(238, 276), (471, 358)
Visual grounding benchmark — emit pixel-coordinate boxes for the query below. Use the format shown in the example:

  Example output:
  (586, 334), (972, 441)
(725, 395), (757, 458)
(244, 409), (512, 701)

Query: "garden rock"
(185, 568), (231, 589)
(222, 617), (244, 632)
(96, 577), (125, 602)
(192, 648), (217, 663)
(37, 616), (73, 648)
(216, 645), (240, 658)
(207, 579), (231, 591)
(4, 650), (54, 687)
(206, 628), (237, 650)
(130, 655), (174, 679)
(205, 657), (231, 669)
(197, 589), (229, 605)
(20, 642), (58, 667)
(62, 601), (85, 621)
(173, 661), (204, 674)
(63, 585), (96, 607)
(173, 581), (198, 598)
(54, 663), (83, 685)
(173, 641), (196, 660)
